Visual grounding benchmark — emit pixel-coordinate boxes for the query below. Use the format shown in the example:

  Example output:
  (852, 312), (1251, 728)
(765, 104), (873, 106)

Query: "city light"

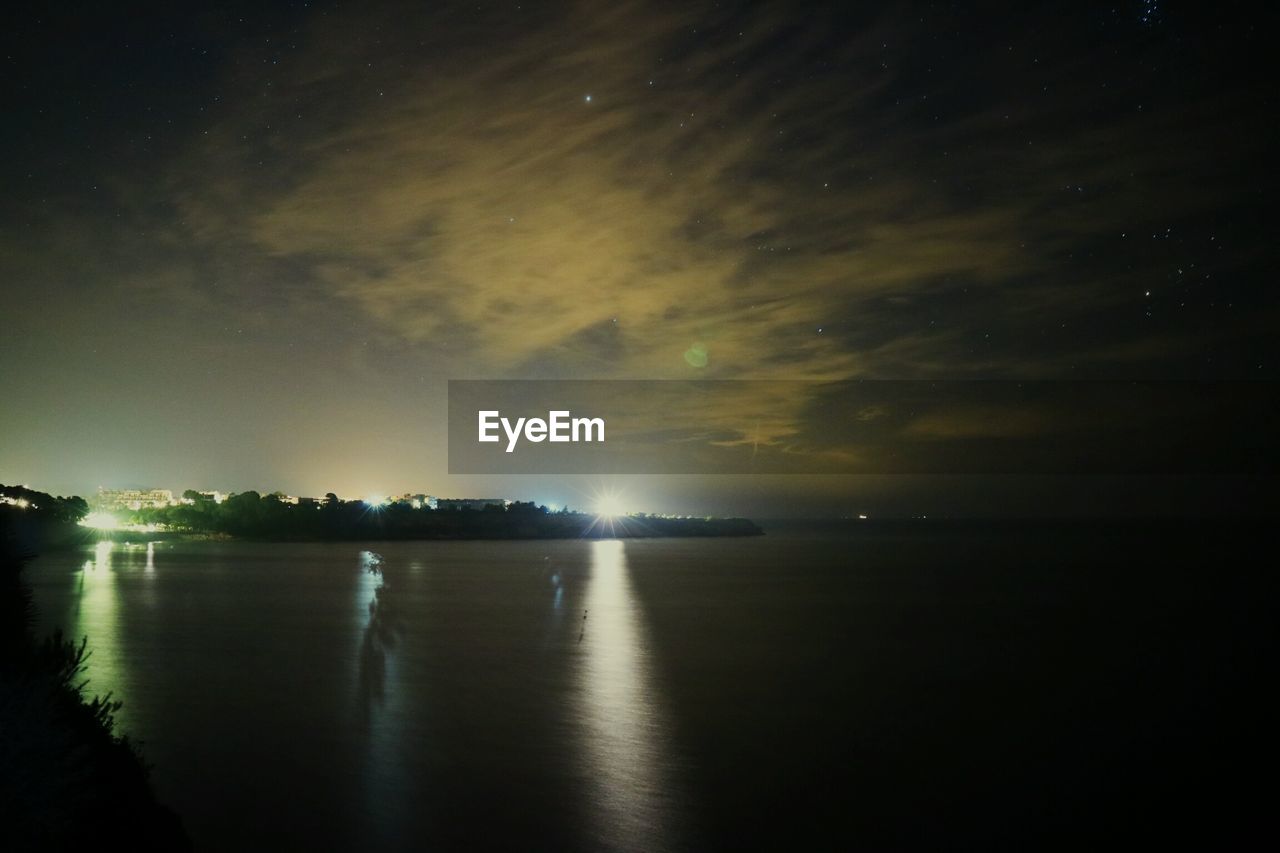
(363, 495), (388, 508)
(81, 511), (121, 530)
(594, 494), (627, 519)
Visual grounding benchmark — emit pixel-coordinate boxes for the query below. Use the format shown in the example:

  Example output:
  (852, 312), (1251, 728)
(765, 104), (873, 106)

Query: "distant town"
(1, 483), (763, 542)
(90, 487), (507, 514)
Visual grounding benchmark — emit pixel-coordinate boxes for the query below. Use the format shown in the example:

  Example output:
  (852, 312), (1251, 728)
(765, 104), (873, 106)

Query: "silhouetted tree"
(1, 504), (189, 849)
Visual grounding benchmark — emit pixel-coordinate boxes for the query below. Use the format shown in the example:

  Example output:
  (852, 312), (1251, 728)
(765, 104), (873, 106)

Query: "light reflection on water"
(355, 549), (410, 846)
(73, 540), (129, 726)
(579, 539), (682, 852)
(44, 538), (689, 849)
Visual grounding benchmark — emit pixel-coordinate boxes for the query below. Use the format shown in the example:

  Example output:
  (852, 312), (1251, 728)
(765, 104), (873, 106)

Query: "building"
(398, 493), (439, 510)
(94, 487), (175, 511)
(176, 490), (226, 505)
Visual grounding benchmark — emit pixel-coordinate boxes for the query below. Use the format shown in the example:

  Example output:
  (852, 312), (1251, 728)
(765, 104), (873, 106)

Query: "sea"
(25, 520), (1275, 850)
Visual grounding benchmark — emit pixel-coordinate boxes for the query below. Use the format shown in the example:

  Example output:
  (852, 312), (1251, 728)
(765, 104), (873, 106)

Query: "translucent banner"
(447, 380), (1278, 475)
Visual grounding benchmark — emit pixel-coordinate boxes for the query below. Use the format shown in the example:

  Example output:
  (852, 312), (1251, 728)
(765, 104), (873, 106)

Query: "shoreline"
(17, 516), (766, 554)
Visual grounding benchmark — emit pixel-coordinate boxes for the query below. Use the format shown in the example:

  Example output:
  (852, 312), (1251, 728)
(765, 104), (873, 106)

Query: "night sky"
(2, 1), (1274, 515)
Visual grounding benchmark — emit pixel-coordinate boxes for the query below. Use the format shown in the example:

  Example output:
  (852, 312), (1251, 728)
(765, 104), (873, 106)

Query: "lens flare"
(594, 493), (627, 518)
(81, 511), (121, 530)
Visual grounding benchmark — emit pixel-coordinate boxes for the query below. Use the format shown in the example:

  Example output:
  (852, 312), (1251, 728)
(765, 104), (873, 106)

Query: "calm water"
(26, 524), (1276, 849)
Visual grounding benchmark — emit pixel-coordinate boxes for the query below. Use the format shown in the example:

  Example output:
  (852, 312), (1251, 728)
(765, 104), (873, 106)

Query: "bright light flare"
(81, 511), (121, 530)
(363, 495), (388, 508)
(594, 493), (628, 519)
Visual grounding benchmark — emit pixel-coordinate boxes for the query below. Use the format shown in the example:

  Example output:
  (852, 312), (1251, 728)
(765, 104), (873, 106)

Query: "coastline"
(14, 514), (765, 554)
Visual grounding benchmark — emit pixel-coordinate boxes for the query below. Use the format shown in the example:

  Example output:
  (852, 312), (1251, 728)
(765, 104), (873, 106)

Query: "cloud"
(157, 3), (1262, 389)
(159, 3), (1053, 384)
(6, 1), (1270, 492)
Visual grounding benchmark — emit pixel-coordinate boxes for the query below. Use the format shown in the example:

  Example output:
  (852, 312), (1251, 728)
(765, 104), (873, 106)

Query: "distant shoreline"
(1, 486), (765, 553)
(13, 515), (766, 555)
(93, 519), (767, 544)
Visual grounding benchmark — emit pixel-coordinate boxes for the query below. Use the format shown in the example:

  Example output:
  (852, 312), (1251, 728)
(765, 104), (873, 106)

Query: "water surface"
(28, 524), (1275, 849)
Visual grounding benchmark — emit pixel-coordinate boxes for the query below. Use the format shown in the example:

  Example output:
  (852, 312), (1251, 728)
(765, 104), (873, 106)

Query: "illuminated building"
(94, 487), (175, 511)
